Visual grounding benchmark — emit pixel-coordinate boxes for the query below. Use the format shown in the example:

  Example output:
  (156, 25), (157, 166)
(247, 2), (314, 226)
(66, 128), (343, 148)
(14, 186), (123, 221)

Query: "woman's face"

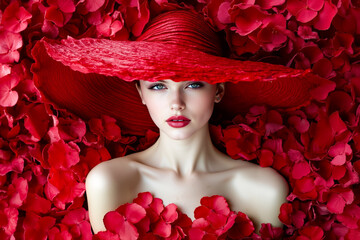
(137, 80), (224, 140)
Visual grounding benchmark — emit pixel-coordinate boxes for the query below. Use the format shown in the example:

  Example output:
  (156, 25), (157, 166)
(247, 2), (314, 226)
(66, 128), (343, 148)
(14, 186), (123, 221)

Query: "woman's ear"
(215, 83), (225, 103)
(135, 81), (146, 105)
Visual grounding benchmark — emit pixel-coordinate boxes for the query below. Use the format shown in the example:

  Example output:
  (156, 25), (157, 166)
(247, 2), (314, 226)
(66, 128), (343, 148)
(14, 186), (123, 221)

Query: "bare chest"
(132, 170), (240, 219)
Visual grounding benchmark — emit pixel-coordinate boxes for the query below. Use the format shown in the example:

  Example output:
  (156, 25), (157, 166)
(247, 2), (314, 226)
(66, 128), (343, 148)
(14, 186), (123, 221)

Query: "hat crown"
(136, 10), (223, 56)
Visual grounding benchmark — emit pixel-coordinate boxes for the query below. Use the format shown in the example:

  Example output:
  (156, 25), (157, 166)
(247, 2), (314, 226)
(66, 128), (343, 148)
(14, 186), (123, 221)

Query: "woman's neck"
(146, 124), (218, 176)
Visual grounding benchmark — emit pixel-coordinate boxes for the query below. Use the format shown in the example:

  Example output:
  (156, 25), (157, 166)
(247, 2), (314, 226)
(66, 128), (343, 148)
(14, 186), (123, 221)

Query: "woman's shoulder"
(85, 154), (141, 189)
(226, 160), (288, 228)
(232, 160), (288, 193)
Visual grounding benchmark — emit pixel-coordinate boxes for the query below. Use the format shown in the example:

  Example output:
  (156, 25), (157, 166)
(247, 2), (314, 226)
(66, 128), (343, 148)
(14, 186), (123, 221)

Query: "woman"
(86, 78), (289, 233)
(31, 10), (335, 235)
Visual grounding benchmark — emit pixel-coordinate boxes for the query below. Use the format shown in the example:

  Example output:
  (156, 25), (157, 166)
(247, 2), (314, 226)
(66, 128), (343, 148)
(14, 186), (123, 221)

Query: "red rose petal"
(24, 104), (50, 141)
(125, 203), (146, 224)
(0, 30), (22, 63)
(259, 149), (274, 167)
(257, 0), (285, 10)
(93, 231), (120, 240)
(279, 203), (292, 225)
(299, 225), (324, 240)
(0, 73), (20, 107)
(85, 0), (105, 12)
(103, 211), (124, 232)
(314, 1), (338, 30)
(47, 140), (80, 169)
(161, 204), (178, 223)
(22, 193), (51, 214)
(297, 8), (318, 23)
(153, 219), (171, 237)
(231, 6), (266, 36)
(200, 195), (230, 216)
(327, 193), (346, 214)
(259, 223), (283, 239)
(133, 192), (153, 208)
(337, 204), (360, 229)
(292, 161), (311, 180)
(228, 212), (255, 238)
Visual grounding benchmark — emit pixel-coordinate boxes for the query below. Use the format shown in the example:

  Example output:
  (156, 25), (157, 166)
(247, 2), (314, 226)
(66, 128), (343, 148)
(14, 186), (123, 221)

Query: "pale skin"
(86, 80), (289, 234)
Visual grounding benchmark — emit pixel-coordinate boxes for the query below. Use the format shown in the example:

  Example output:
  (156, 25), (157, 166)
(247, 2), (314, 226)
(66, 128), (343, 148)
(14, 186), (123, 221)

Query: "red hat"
(31, 10), (335, 135)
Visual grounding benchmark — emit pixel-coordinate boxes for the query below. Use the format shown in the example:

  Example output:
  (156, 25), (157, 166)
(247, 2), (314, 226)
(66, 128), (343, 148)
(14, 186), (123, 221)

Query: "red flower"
(204, 0), (231, 30)
(44, 0), (74, 28)
(153, 204), (178, 237)
(297, 26), (319, 40)
(133, 192), (190, 238)
(96, 11), (125, 38)
(0, 30), (23, 63)
(192, 195), (237, 237)
(230, 4), (267, 36)
(250, 14), (289, 52)
(96, 203), (146, 240)
(287, 0), (324, 23)
(0, 72), (20, 107)
(1, 1), (32, 33)
(133, 192), (163, 223)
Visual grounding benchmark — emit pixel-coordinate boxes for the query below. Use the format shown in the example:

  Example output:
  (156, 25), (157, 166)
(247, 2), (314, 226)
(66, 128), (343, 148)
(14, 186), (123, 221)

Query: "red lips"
(166, 116), (190, 128)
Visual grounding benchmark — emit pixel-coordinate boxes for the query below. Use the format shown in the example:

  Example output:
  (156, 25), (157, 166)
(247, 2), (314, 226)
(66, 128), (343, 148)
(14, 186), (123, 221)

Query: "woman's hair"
(136, 10), (224, 56)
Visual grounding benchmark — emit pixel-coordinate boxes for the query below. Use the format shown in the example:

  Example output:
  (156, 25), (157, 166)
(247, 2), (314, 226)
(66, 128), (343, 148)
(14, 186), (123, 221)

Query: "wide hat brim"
(31, 37), (335, 135)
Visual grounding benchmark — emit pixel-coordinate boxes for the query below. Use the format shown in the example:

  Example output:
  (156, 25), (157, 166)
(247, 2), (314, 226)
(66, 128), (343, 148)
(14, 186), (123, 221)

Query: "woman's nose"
(170, 92), (185, 111)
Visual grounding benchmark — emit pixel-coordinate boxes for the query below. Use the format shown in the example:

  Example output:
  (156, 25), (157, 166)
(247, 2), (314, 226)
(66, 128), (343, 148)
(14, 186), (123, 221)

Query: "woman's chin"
(166, 132), (192, 141)
(162, 128), (194, 141)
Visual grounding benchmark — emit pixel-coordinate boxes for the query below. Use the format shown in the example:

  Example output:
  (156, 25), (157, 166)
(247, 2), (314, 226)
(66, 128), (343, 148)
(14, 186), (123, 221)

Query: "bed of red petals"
(0, 0), (359, 239)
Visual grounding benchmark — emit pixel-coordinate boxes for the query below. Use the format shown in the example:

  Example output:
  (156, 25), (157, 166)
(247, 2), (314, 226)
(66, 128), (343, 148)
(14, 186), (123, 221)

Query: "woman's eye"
(149, 84), (166, 90)
(187, 82), (204, 89)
